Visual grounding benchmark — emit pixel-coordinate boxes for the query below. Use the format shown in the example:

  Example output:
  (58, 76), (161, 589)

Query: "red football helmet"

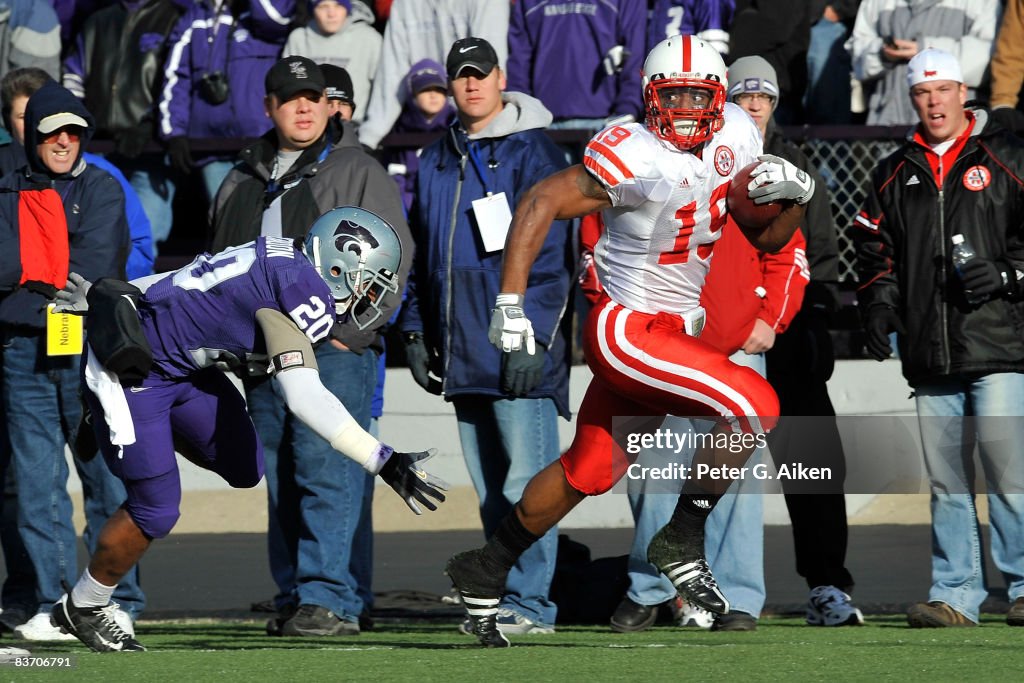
(642, 35), (728, 150)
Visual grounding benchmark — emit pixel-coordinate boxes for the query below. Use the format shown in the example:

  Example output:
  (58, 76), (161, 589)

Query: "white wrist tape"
(329, 420), (390, 474)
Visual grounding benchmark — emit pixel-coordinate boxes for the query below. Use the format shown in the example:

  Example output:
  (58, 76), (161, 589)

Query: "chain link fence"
(788, 129), (905, 283)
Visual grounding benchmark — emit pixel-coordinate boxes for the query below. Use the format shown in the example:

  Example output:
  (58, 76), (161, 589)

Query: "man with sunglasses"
(0, 81), (129, 640)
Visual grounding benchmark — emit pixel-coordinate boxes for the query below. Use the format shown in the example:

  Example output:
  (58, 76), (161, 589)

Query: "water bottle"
(951, 234), (985, 304)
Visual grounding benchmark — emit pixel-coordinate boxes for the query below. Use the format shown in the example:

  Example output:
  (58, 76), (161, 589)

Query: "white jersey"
(582, 103), (763, 314)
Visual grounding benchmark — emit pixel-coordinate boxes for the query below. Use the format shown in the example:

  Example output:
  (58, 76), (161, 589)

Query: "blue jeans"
(804, 18), (852, 124)
(201, 160), (235, 203)
(121, 153), (176, 250)
(626, 351), (766, 617)
(915, 372), (1024, 622)
(248, 343), (377, 620)
(453, 396), (560, 628)
(1, 334), (143, 615)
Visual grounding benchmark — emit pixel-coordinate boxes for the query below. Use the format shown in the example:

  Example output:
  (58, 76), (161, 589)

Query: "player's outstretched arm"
(500, 165), (611, 294)
(489, 166), (611, 353)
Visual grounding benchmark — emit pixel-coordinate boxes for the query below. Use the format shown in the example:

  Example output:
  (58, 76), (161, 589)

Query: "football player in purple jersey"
(47, 206), (447, 653)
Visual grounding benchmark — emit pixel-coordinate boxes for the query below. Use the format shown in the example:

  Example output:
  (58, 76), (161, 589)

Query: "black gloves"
(166, 136), (194, 175)
(377, 448), (448, 514)
(116, 127), (152, 159)
(500, 342), (546, 396)
(404, 332), (442, 395)
(863, 305), (904, 361)
(959, 257), (1017, 303)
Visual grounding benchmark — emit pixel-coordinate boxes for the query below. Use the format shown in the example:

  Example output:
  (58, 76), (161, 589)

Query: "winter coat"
(853, 108), (1024, 384)
(401, 92), (574, 418)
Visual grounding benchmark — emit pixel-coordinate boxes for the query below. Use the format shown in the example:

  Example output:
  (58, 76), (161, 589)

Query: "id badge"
(472, 192), (513, 253)
(46, 303), (84, 356)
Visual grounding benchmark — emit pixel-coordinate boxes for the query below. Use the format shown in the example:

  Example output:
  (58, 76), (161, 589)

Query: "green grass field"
(5, 616), (1024, 682)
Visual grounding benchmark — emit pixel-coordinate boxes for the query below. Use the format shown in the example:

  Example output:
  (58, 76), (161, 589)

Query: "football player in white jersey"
(446, 35), (816, 647)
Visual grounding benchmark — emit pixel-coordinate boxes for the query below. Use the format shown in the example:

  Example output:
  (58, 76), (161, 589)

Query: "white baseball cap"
(907, 48), (963, 88)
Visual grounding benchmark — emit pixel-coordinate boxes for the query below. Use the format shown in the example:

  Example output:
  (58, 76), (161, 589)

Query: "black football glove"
(403, 332), (442, 395)
(500, 342), (546, 396)
(166, 136), (194, 175)
(863, 305), (904, 361)
(378, 448), (449, 514)
(116, 127), (152, 159)
(959, 257), (1017, 302)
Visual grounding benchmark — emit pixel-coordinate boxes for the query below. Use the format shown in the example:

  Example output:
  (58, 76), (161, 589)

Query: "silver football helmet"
(303, 206), (402, 330)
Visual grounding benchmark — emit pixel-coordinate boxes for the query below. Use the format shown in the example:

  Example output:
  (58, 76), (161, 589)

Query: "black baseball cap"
(320, 64), (355, 107)
(265, 56), (326, 100)
(446, 37), (499, 79)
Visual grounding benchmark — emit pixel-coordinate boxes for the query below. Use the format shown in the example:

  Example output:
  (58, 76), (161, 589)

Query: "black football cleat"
(647, 524), (730, 615)
(445, 549), (510, 648)
(51, 594), (145, 652)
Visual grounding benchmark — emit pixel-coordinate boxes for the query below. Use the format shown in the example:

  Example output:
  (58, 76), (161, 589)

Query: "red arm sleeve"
(757, 227), (809, 333)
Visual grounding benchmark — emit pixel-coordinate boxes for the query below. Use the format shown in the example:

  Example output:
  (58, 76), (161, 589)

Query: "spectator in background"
(283, 1), (381, 125)
(385, 59), (455, 214)
(804, 2), (860, 124)
(988, 0), (1024, 134)
(359, 0), (509, 150)
(62, 0), (185, 255)
(1, 68), (154, 281)
(507, 0), (645, 133)
(321, 63), (357, 120)
(0, 1), (60, 81)
(730, 55), (864, 628)
(729, 0), (812, 124)
(647, 0), (733, 55)
(210, 56), (412, 638)
(159, 0), (294, 202)
(0, 82), (132, 641)
(846, 0), (1000, 126)
(854, 49), (1024, 628)
(401, 37), (573, 636)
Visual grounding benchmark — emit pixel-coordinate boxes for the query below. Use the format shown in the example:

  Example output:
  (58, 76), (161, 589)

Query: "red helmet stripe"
(682, 35), (691, 72)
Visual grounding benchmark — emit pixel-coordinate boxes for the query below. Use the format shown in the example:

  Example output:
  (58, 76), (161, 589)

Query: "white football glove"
(487, 293), (536, 354)
(747, 154), (815, 205)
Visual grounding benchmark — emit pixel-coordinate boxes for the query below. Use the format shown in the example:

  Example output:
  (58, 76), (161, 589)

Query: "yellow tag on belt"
(46, 303), (83, 356)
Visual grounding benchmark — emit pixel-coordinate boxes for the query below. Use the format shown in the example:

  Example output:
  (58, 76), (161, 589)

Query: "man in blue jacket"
(0, 81), (131, 639)
(400, 37), (574, 636)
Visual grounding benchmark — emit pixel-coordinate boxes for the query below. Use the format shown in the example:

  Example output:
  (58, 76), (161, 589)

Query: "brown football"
(727, 161), (783, 230)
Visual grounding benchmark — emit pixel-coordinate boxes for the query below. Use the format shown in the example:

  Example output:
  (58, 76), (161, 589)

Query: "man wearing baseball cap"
(210, 55), (413, 639)
(403, 35), (573, 636)
(855, 48), (1024, 629)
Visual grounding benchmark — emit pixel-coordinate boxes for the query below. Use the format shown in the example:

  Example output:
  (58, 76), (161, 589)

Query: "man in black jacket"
(855, 48), (1024, 629)
(210, 56), (413, 638)
(61, 0), (186, 253)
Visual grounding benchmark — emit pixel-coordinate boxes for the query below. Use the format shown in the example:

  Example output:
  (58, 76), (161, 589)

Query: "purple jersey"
(138, 237), (334, 378)
(647, 0), (734, 54)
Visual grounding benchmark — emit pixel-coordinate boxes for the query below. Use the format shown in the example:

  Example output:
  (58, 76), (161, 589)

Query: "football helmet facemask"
(642, 35), (728, 150)
(303, 206), (402, 330)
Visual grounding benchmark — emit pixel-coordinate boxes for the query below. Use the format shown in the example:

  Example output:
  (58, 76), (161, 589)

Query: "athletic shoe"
(0, 606), (30, 633)
(1007, 597), (1024, 627)
(265, 603), (297, 637)
(495, 608), (554, 635)
(712, 611), (758, 631)
(13, 612), (77, 642)
(280, 604), (359, 637)
(646, 524), (729, 614)
(445, 549), (510, 648)
(50, 595), (145, 652)
(676, 598), (715, 629)
(0, 646), (32, 664)
(806, 586), (864, 626)
(112, 607), (135, 638)
(610, 597), (658, 633)
(906, 601), (975, 628)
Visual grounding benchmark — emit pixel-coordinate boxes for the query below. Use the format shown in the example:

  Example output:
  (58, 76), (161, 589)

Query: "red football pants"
(561, 297), (779, 494)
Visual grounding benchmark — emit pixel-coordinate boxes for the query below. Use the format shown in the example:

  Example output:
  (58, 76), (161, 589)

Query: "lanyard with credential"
(266, 140), (333, 197)
(466, 142), (495, 196)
